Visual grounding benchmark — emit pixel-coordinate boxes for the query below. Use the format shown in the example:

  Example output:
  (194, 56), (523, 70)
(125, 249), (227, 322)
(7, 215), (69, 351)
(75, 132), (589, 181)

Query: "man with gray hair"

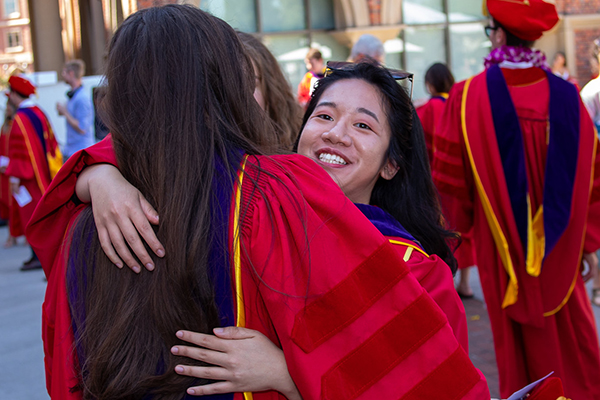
(350, 34), (385, 63)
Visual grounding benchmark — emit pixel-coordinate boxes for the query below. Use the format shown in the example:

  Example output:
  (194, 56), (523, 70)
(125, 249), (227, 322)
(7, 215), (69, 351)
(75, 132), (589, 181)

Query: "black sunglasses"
(484, 25), (499, 37)
(324, 61), (415, 100)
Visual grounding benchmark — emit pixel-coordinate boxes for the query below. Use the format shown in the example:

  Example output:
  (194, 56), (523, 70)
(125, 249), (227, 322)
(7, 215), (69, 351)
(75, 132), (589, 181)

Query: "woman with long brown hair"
(30, 5), (488, 400)
(238, 32), (303, 150)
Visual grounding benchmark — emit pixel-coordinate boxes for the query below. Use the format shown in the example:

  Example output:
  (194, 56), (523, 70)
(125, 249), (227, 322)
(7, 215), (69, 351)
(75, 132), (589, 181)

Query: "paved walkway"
(0, 227), (49, 400)
(0, 224), (599, 399)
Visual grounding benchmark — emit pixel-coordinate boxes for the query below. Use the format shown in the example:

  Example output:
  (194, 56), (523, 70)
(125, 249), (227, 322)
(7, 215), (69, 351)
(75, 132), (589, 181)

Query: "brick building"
(544, 0), (600, 86)
(0, 0), (33, 77)
(9, 0), (600, 99)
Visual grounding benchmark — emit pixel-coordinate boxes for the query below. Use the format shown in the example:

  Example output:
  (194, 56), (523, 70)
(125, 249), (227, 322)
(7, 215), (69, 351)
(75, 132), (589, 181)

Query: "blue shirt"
(65, 86), (94, 158)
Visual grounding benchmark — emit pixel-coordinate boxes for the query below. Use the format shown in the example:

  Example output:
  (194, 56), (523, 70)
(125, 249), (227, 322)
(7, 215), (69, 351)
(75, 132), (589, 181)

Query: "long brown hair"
(67, 5), (276, 399)
(237, 32), (303, 149)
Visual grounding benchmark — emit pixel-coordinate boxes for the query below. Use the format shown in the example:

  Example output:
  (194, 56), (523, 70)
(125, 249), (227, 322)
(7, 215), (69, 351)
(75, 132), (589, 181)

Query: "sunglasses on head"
(484, 25), (499, 37)
(324, 61), (415, 100)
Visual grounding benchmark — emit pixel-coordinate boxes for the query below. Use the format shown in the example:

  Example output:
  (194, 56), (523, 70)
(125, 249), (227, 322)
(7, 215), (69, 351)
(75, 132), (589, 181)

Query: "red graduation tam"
(485, 0), (559, 41)
(8, 75), (36, 97)
(526, 377), (564, 400)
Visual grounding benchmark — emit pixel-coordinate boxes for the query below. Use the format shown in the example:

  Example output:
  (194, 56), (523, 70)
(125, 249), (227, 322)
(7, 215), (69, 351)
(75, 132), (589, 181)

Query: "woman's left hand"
(582, 252), (599, 282)
(171, 327), (301, 399)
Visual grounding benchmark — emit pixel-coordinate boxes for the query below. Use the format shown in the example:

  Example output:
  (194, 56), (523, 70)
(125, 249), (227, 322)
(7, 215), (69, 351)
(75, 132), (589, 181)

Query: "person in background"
(580, 37), (600, 309)
(416, 63), (454, 164)
(0, 99), (19, 247)
(349, 34), (385, 64)
(416, 62), (478, 300)
(433, 0), (600, 398)
(550, 51), (579, 89)
(297, 48), (324, 108)
(238, 32), (303, 150)
(92, 86), (109, 142)
(5, 75), (61, 271)
(56, 59), (94, 159)
(581, 39), (600, 133)
(551, 51), (569, 79)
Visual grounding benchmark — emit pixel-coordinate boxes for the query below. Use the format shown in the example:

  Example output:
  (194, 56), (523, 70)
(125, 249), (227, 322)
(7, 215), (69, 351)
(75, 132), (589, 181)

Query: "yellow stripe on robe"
(388, 239), (429, 261)
(232, 155), (253, 400)
(16, 116), (46, 193)
(461, 77), (518, 308)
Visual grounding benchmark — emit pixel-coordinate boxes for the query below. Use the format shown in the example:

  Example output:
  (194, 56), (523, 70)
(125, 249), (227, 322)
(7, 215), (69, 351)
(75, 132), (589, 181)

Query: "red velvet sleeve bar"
(432, 82), (475, 234)
(238, 155), (489, 400)
(390, 239), (469, 352)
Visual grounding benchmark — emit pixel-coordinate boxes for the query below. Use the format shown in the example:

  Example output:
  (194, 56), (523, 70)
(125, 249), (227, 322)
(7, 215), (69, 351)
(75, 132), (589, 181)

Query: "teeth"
(319, 153), (347, 165)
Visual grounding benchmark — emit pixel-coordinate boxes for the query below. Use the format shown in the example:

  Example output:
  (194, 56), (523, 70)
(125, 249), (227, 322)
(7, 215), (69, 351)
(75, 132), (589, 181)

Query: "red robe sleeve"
(41, 208), (86, 400)
(417, 98), (446, 165)
(26, 136), (116, 399)
(239, 155), (489, 399)
(26, 136), (117, 273)
(432, 82), (475, 234)
(416, 100), (434, 163)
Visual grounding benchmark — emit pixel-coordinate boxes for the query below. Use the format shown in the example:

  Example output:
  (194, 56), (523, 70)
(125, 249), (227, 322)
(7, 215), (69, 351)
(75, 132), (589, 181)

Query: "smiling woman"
(297, 62), (458, 271)
(297, 79), (396, 204)
(174, 62), (474, 396)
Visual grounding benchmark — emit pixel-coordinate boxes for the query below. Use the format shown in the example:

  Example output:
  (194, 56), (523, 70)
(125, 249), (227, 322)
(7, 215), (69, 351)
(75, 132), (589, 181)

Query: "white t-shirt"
(580, 77), (600, 133)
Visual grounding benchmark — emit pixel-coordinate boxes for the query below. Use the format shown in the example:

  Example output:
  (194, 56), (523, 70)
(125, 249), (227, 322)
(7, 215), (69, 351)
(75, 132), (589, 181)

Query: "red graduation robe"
(433, 66), (600, 399)
(28, 137), (490, 400)
(0, 126), (11, 220)
(5, 104), (60, 230)
(388, 237), (469, 352)
(416, 96), (446, 166)
(417, 96), (477, 269)
(1, 121), (25, 237)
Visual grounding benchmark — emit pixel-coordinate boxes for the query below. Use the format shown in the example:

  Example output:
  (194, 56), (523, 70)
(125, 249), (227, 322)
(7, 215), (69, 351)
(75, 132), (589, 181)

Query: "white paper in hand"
(0, 156), (8, 168)
(13, 185), (32, 207)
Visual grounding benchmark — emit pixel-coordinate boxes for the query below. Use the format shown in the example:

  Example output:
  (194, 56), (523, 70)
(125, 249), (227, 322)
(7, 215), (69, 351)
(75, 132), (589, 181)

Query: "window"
(6, 30), (22, 51)
(403, 0), (445, 25)
(448, 0), (485, 23)
(449, 23), (490, 82)
(201, 0), (340, 91)
(260, 0), (305, 32)
(202, 0), (489, 97)
(404, 26), (447, 100)
(4, 0), (20, 18)
(397, 0), (489, 101)
(200, 0), (257, 32)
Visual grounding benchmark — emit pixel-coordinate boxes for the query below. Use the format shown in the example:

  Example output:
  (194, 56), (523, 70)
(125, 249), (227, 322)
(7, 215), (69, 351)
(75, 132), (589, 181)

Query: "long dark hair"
(67, 5), (275, 399)
(297, 63), (458, 272)
(425, 63), (454, 95)
(237, 31), (303, 150)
